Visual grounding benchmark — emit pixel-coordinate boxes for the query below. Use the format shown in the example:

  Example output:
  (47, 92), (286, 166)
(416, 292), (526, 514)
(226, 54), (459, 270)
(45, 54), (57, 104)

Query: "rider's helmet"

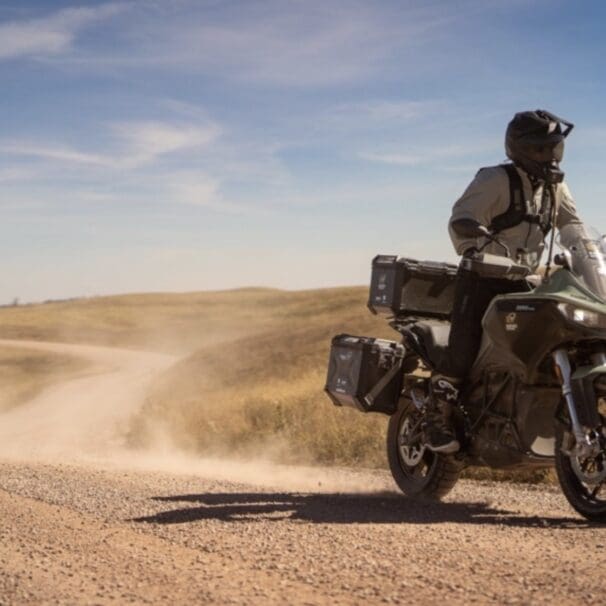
(505, 109), (574, 183)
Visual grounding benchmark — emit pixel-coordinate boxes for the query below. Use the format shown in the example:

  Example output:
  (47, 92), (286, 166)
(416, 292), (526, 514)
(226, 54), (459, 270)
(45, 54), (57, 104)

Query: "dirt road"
(1, 340), (605, 605)
(0, 339), (175, 464)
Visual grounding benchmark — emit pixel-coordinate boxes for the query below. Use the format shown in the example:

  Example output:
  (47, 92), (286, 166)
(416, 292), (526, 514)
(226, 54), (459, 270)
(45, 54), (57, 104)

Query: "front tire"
(555, 422), (606, 522)
(387, 402), (461, 500)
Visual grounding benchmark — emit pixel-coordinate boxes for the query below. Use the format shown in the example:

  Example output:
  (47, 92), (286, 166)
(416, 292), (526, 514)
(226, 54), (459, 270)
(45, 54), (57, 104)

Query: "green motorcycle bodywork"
(462, 268), (606, 468)
(476, 268), (606, 384)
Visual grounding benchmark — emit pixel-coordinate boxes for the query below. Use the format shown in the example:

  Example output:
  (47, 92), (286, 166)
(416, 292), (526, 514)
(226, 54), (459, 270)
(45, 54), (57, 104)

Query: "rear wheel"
(555, 421), (606, 522)
(387, 402), (461, 499)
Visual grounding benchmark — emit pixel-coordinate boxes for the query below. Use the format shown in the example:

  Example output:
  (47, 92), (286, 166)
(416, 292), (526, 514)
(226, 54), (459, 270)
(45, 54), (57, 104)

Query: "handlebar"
(450, 219), (512, 258)
(477, 230), (511, 258)
(460, 252), (531, 279)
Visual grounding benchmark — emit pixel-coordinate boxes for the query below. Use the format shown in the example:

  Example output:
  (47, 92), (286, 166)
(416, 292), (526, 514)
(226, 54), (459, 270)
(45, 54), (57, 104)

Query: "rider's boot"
(425, 375), (461, 454)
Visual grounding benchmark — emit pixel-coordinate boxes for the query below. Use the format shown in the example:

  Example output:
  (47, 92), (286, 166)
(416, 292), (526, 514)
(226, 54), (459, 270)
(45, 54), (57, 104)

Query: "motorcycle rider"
(426, 109), (589, 453)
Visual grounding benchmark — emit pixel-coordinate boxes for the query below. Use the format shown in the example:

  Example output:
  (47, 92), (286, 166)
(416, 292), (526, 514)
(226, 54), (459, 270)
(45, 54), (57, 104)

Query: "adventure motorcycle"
(325, 228), (606, 521)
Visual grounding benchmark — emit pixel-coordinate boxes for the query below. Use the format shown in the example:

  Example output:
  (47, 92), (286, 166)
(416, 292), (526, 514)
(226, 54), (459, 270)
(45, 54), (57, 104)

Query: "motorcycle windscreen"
(559, 225), (606, 302)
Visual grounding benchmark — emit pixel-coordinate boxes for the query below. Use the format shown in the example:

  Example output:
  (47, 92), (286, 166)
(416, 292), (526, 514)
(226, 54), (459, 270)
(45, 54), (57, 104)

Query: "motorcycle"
(325, 228), (606, 521)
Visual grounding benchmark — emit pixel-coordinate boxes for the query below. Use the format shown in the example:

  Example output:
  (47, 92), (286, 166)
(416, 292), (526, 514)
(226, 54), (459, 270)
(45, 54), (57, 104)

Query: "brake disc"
(398, 417), (426, 466)
(571, 453), (606, 485)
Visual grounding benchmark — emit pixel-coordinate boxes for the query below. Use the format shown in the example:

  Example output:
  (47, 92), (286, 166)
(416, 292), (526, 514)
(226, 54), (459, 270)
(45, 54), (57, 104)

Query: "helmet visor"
(519, 139), (564, 164)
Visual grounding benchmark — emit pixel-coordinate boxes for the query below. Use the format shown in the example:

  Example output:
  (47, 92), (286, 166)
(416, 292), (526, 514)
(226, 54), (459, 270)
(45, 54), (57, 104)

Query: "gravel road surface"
(1, 461), (605, 605)
(1, 340), (605, 605)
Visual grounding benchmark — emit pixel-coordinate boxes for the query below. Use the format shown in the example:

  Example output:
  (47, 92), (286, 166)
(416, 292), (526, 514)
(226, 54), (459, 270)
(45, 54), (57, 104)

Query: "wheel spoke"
(407, 431), (424, 444)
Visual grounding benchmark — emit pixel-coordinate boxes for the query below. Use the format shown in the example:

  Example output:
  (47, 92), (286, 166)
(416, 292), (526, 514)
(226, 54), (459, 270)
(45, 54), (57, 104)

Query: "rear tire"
(387, 401), (461, 500)
(555, 422), (606, 522)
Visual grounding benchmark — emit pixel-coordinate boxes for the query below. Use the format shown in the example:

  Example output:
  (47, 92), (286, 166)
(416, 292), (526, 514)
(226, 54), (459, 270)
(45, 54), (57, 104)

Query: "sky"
(1, 0), (605, 302)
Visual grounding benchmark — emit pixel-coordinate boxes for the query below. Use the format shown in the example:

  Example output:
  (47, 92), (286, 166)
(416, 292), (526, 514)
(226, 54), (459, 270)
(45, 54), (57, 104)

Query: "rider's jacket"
(449, 164), (587, 271)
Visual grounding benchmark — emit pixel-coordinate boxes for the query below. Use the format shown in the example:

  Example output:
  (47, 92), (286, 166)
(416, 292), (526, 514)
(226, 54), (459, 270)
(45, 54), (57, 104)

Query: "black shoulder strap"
(489, 164), (527, 234)
(537, 186), (554, 235)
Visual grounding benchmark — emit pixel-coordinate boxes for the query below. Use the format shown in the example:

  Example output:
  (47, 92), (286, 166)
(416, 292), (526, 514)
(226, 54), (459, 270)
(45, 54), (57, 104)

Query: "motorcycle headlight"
(558, 303), (606, 327)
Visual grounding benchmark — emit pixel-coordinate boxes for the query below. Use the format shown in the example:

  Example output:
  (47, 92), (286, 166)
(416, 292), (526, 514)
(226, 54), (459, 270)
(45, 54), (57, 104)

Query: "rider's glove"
(450, 218), (493, 240)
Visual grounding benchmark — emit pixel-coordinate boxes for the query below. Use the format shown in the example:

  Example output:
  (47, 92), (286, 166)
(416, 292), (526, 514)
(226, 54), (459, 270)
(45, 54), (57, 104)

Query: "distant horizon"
(8, 281), (374, 306)
(2, 1), (605, 301)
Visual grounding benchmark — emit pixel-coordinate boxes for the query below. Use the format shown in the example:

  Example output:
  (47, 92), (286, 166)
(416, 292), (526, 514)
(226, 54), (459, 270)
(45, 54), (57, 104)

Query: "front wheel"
(387, 402), (461, 500)
(555, 422), (606, 522)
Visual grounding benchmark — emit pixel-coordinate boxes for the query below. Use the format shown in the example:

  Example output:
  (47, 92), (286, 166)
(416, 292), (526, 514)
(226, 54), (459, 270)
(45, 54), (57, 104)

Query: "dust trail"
(0, 340), (388, 494)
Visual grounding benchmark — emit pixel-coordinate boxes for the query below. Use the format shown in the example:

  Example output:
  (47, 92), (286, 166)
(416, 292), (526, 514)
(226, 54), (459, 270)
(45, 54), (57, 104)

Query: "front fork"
(552, 348), (603, 457)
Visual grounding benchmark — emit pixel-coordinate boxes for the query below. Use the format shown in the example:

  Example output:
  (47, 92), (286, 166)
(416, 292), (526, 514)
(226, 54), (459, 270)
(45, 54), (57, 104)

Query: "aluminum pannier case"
(325, 334), (404, 415)
(368, 255), (458, 319)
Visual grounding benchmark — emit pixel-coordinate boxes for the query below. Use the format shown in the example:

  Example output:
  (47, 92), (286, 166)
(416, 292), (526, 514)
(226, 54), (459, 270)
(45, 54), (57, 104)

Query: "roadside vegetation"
(130, 288), (395, 467)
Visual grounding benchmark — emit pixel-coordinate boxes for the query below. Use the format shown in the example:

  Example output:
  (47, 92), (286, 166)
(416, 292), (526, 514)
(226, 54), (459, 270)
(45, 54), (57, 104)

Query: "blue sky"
(1, 0), (605, 301)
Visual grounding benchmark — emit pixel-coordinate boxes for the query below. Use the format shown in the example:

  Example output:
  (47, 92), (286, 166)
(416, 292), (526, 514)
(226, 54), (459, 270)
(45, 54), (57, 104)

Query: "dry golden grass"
(0, 346), (89, 412)
(0, 289), (278, 353)
(124, 286), (398, 467)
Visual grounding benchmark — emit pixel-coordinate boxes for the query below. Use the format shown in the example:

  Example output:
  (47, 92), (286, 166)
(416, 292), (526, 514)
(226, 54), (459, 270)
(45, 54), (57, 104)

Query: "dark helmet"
(505, 109), (574, 183)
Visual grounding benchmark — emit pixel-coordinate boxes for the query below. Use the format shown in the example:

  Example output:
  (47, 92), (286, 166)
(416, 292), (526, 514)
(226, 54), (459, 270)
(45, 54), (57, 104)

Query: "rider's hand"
(451, 219), (493, 240)
(476, 225), (494, 239)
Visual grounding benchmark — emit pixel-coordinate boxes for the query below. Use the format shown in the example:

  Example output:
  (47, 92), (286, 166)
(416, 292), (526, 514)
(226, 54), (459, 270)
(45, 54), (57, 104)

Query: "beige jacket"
(449, 164), (587, 271)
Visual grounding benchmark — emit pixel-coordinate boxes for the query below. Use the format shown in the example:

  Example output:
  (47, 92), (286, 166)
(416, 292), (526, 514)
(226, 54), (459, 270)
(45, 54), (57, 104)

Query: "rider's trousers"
(439, 267), (531, 379)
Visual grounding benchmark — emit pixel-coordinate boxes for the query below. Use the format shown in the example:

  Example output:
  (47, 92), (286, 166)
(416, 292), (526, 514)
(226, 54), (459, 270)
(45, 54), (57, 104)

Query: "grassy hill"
(0, 287), (391, 353)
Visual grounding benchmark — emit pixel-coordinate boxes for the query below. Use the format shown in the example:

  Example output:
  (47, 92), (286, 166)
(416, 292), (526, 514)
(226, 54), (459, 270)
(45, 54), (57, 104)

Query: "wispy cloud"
(360, 141), (500, 167)
(43, 1), (457, 87)
(0, 120), (220, 169)
(9, 1), (517, 91)
(169, 173), (261, 215)
(331, 99), (442, 123)
(360, 152), (426, 167)
(0, 140), (111, 166)
(111, 121), (220, 168)
(174, 7), (393, 86)
(0, 118), (260, 215)
(0, 3), (125, 60)
(0, 166), (37, 182)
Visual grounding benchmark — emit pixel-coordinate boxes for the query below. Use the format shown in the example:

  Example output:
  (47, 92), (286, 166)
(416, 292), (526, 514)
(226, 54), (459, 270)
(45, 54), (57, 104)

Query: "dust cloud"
(0, 339), (386, 494)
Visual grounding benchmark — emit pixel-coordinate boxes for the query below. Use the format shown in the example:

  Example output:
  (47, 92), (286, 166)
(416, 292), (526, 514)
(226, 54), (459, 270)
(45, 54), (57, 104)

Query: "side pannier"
(325, 334), (404, 415)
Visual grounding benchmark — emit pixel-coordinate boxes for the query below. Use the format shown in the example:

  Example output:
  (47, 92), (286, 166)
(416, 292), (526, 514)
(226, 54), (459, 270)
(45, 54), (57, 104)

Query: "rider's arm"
(448, 166), (509, 255)
(556, 182), (590, 247)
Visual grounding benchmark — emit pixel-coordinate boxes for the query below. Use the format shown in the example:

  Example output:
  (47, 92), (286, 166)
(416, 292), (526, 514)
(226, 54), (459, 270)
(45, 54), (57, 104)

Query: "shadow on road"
(131, 492), (589, 528)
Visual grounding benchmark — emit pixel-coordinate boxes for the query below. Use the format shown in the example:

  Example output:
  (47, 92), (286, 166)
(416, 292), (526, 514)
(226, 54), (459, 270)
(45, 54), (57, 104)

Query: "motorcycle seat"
(405, 321), (451, 370)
